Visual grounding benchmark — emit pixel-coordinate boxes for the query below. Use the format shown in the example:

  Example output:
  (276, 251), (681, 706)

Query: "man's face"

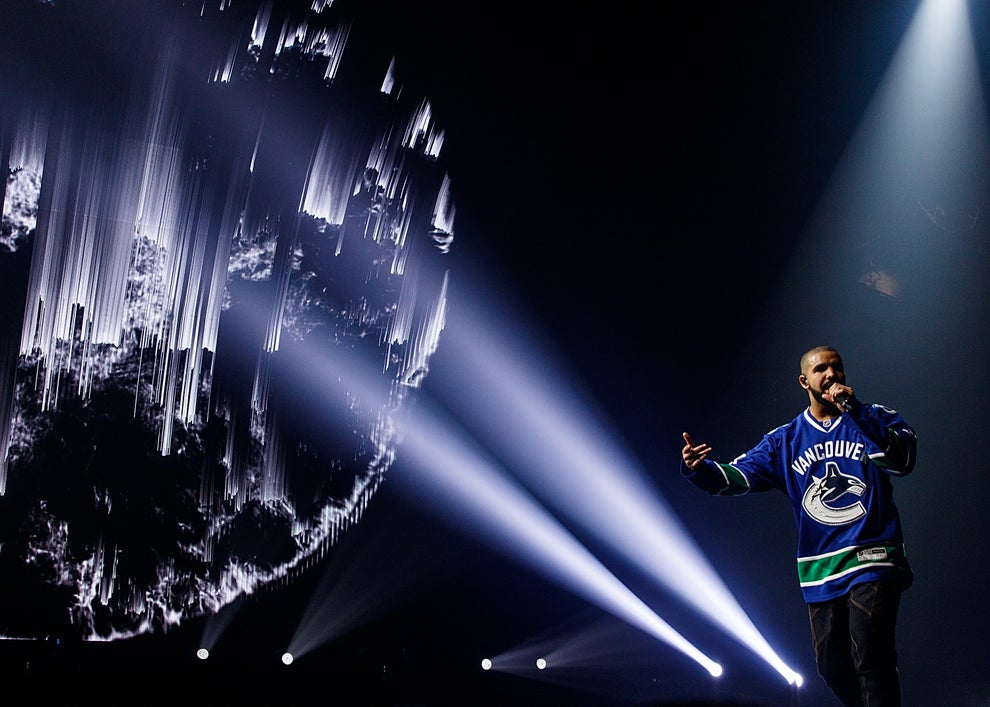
(803, 350), (846, 401)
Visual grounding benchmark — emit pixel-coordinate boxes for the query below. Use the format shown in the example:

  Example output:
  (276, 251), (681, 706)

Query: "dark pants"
(808, 580), (903, 707)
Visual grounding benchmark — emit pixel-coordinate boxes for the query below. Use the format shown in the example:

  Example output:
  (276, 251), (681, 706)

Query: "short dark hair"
(800, 345), (840, 374)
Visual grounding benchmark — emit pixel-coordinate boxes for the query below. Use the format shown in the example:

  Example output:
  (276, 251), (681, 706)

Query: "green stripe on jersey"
(715, 463), (750, 496)
(798, 544), (907, 587)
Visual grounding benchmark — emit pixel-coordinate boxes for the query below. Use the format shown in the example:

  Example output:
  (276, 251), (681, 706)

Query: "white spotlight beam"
(434, 287), (801, 685)
(810, 0), (988, 241)
(397, 400), (722, 678)
(284, 336), (722, 677)
(743, 0), (988, 341)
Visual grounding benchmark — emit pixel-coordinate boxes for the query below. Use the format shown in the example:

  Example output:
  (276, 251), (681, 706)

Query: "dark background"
(3, 1), (990, 705)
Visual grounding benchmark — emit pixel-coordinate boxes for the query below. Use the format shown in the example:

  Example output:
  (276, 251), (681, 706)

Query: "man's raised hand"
(681, 431), (712, 470)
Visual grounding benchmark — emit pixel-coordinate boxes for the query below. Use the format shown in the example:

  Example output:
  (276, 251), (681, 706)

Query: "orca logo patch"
(802, 461), (867, 525)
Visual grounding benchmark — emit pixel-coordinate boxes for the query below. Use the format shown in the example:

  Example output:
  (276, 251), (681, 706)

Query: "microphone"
(834, 393), (853, 412)
(824, 381), (854, 412)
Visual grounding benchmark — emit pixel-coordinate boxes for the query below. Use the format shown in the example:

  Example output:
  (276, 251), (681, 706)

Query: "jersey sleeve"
(847, 403), (917, 476)
(680, 459), (750, 495)
(680, 431), (781, 496)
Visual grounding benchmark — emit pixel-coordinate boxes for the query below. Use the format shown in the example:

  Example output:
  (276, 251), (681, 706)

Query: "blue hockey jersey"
(681, 402), (917, 603)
